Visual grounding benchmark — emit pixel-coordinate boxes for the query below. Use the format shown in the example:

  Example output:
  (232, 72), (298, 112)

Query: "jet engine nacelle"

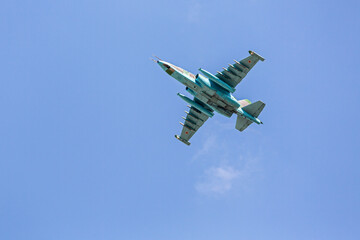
(195, 74), (211, 88)
(199, 68), (235, 93)
(195, 74), (216, 96)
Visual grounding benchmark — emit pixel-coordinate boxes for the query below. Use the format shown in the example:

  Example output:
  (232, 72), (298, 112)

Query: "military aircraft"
(154, 51), (266, 145)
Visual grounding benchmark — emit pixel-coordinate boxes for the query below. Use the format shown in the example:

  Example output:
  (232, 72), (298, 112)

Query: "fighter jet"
(154, 51), (266, 145)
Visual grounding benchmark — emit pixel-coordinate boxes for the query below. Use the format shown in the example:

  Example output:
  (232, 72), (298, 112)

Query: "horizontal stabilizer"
(235, 116), (253, 132)
(242, 100), (265, 118)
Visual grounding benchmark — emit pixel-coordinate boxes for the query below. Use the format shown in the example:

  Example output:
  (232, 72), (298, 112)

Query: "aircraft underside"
(200, 93), (235, 118)
(154, 50), (266, 145)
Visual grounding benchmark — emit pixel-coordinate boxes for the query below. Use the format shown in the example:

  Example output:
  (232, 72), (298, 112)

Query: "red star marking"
(185, 131), (189, 134)
(248, 60), (251, 63)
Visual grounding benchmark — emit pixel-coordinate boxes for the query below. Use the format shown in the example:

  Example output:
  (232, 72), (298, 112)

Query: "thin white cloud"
(193, 131), (262, 195)
(192, 134), (217, 160)
(195, 166), (240, 194)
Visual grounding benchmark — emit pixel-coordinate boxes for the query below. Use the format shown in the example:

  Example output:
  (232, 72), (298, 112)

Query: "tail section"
(238, 99), (251, 108)
(235, 100), (266, 132)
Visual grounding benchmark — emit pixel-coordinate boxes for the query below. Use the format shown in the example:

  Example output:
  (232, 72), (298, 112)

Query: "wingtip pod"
(249, 50), (265, 61)
(175, 135), (191, 146)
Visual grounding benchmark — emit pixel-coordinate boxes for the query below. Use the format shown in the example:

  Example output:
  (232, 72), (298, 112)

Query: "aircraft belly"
(215, 100), (226, 108)
(155, 51), (266, 145)
(211, 94), (232, 108)
(212, 105), (234, 117)
(197, 92), (234, 118)
(195, 94), (208, 104)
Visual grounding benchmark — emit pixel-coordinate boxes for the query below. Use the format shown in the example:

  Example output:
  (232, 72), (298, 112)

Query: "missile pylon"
(177, 93), (214, 117)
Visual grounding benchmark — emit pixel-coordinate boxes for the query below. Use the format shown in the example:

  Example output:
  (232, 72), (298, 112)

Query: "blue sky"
(1, 0), (360, 239)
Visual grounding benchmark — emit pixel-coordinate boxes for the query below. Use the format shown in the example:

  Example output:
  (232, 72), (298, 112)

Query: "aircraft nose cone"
(157, 60), (166, 67)
(157, 61), (171, 71)
(157, 60), (164, 68)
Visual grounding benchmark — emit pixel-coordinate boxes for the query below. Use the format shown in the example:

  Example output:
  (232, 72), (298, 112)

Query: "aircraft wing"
(215, 50), (265, 89)
(175, 98), (213, 146)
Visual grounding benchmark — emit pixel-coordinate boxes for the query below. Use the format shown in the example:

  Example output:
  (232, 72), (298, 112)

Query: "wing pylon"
(175, 97), (213, 145)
